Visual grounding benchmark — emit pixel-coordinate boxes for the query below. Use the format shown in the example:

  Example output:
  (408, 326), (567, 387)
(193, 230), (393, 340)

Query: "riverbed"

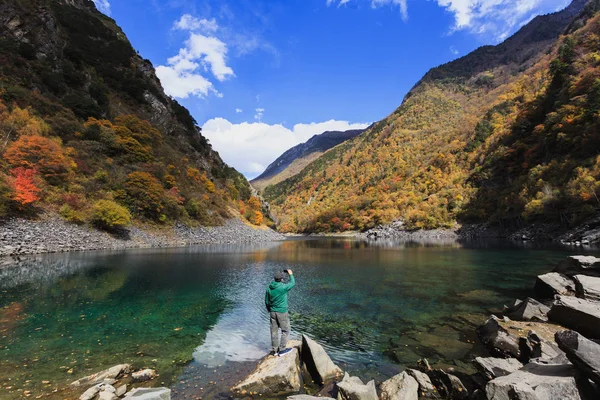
(0, 239), (598, 399)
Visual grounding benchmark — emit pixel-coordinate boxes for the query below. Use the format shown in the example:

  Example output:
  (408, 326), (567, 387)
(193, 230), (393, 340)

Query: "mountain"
(250, 128), (367, 191)
(264, 0), (600, 234)
(0, 0), (253, 227)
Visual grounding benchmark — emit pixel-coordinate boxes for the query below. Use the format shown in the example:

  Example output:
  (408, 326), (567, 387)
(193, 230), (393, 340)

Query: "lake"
(0, 238), (598, 399)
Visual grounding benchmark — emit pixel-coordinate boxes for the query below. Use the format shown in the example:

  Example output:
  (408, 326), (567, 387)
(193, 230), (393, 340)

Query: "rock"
(101, 384), (116, 393)
(555, 330), (600, 385)
(380, 371), (418, 400)
(231, 347), (301, 396)
(79, 384), (102, 400)
(98, 391), (118, 400)
(288, 396), (335, 400)
(336, 373), (378, 400)
(485, 362), (584, 400)
(428, 370), (468, 400)
(301, 335), (343, 385)
(116, 385), (127, 396)
(477, 316), (521, 358)
(573, 275), (600, 301)
(123, 387), (171, 399)
(405, 369), (436, 398)
(131, 368), (157, 382)
(534, 272), (576, 299)
(554, 256), (600, 277)
(548, 296), (600, 339)
(70, 364), (131, 387)
(519, 330), (565, 362)
(505, 298), (550, 322)
(474, 357), (523, 380)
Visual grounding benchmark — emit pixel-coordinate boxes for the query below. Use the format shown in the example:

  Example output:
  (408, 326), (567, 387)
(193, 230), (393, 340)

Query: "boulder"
(302, 334), (343, 385)
(336, 373), (378, 400)
(116, 385), (127, 397)
(71, 364), (131, 387)
(428, 370), (468, 400)
(231, 347), (301, 397)
(554, 256), (600, 277)
(98, 392), (118, 400)
(288, 396), (335, 400)
(534, 272), (576, 299)
(548, 296), (600, 339)
(485, 362), (584, 400)
(379, 371), (418, 400)
(131, 368), (157, 382)
(405, 369), (436, 398)
(474, 357), (523, 381)
(520, 330), (564, 362)
(555, 330), (600, 385)
(123, 387), (171, 400)
(80, 384), (102, 400)
(505, 298), (550, 322)
(477, 316), (521, 358)
(574, 275), (600, 301)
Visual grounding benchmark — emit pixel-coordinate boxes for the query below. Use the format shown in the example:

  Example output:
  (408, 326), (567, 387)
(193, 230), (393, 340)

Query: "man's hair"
(274, 271), (285, 282)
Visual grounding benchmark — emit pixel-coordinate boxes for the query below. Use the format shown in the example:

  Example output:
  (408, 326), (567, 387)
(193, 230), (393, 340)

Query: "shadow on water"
(0, 238), (599, 399)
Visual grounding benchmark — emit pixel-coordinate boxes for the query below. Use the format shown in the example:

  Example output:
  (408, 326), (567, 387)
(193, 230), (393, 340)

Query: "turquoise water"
(0, 239), (598, 399)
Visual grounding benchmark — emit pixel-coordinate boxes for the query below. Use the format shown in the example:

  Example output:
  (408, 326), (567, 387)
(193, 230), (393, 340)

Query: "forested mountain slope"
(0, 0), (253, 229)
(265, 0), (600, 233)
(251, 128), (366, 191)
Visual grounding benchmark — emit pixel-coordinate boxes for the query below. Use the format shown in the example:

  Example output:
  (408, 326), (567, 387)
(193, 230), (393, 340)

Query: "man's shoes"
(278, 348), (293, 356)
(269, 350), (279, 357)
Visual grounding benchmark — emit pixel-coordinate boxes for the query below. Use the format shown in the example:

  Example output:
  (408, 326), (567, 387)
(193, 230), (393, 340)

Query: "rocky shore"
(0, 215), (285, 257)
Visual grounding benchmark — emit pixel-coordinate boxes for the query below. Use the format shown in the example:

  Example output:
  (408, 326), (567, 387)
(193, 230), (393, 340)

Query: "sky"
(93, 0), (571, 179)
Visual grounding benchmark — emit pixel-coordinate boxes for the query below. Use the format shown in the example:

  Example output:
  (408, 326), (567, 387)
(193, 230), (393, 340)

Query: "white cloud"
(450, 46), (459, 55)
(174, 14), (219, 33)
(201, 118), (370, 178)
(155, 64), (217, 98)
(93, 0), (111, 15)
(236, 108), (243, 113)
(328, 0), (408, 20)
(254, 108), (265, 122)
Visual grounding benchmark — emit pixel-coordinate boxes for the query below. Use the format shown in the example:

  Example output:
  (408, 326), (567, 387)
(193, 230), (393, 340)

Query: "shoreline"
(0, 215), (286, 258)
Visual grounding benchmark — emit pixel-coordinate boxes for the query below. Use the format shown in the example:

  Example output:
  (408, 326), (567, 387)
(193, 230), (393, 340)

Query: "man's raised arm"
(283, 269), (295, 291)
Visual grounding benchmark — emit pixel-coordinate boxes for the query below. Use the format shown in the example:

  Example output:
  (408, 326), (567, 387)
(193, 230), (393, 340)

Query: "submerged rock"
(555, 330), (600, 385)
(336, 373), (378, 400)
(573, 275), (600, 301)
(71, 364), (131, 387)
(548, 296), (600, 339)
(534, 272), (576, 299)
(379, 371), (418, 400)
(505, 298), (550, 322)
(485, 362), (584, 400)
(131, 368), (157, 382)
(123, 387), (171, 399)
(231, 348), (301, 397)
(302, 334), (343, 385)
(474, 357), (523, 381)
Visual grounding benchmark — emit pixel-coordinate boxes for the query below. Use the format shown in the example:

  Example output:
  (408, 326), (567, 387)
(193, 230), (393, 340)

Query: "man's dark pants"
(269, 311), (290, 352)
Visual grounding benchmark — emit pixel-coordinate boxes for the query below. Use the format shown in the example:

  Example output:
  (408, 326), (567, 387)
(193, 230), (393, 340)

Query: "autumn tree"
(10, 168), (41, 207)
(123, 171), (166, 220)
(3, 135), (71, 182)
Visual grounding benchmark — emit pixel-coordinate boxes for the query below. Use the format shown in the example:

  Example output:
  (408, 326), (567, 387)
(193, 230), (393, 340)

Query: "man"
(265, 269), (295, 356)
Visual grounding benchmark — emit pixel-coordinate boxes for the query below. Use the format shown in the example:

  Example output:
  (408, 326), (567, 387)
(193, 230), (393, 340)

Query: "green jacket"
(265, 274), (295, 313)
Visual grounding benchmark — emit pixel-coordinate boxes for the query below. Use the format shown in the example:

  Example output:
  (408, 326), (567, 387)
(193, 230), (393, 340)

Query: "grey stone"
(405, 369), (436, 398)
(123, 387), (171, 400)
(477, 316), (521, 358)
(79, 384), (102, 400)
(555, 330), (600, 385)
(301, 334), (343, 385)
(231, 347), (301, 396)
(534, 272), (576, 299)
(71, 364), (131, 387)
(485, 362), (584, 400)
(474, 357), (523, 380)
(554, 256), (600, 277)
(574, 275), (600, 301)
(505, 297), (550, 322)
(131, 368), (157, 382)
(116, 385), (127, 397)
(428, 370), (468, 400)
(380, 371), (418, 400)
(548, 296), (600, 339)
(288, 396), (335, 400)
(336, 373), (378, 400)
(98, 391), (118, 400)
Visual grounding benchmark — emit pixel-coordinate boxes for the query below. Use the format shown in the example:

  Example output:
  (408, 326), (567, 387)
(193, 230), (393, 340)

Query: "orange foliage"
(10, 168), (40, 206)
(3, 135), (70, 179)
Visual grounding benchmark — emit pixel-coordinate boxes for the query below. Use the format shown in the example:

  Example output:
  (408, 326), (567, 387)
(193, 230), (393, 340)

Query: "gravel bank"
(0, 216), (285, 257)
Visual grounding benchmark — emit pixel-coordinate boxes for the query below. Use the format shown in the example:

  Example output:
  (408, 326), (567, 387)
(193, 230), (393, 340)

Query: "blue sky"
(94, 0), (571, 178)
